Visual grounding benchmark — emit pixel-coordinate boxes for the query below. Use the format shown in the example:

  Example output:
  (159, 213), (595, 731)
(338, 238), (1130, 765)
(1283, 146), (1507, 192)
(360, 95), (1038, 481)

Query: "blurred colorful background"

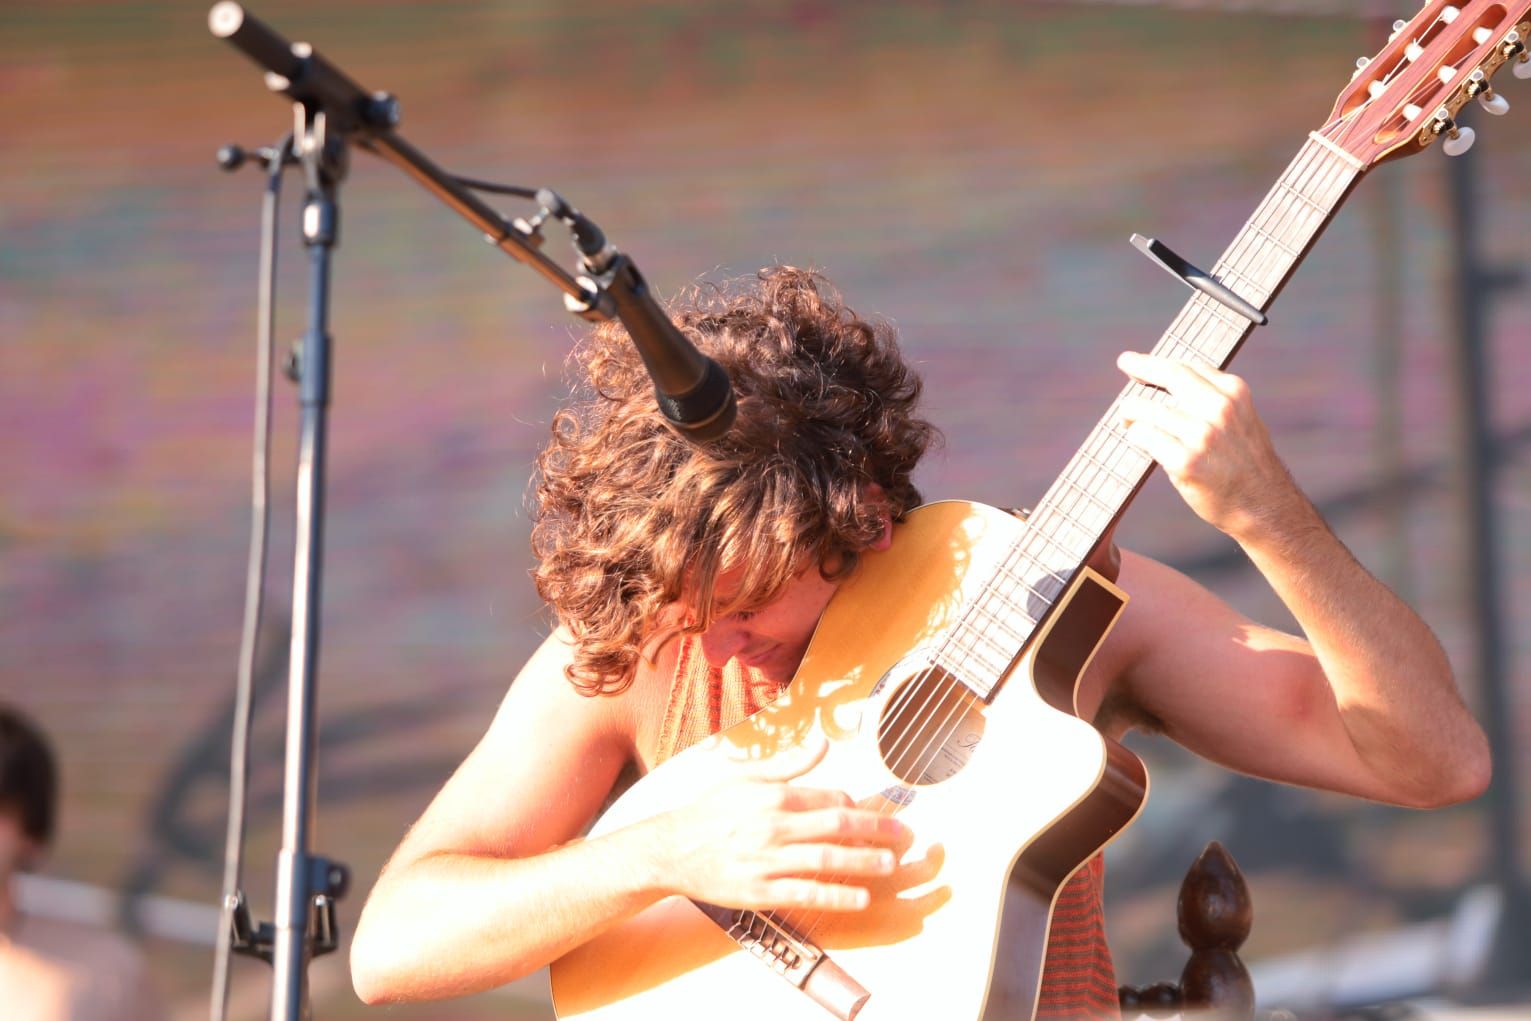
(3, 0), (1530, 1017)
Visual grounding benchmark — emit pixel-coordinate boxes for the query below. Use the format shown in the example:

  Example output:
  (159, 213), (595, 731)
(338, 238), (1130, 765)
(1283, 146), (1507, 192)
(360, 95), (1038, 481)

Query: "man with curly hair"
(351, 267), (1489, 1015)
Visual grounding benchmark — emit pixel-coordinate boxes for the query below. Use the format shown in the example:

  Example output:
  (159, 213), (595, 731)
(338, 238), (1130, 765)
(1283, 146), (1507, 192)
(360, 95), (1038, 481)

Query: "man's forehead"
(675, 563), (748, 612)
(680, 559), (814, 611)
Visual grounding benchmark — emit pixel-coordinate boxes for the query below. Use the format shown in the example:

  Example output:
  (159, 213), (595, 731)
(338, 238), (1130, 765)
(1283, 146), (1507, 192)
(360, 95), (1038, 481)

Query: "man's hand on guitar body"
(646, 747), (915, 913)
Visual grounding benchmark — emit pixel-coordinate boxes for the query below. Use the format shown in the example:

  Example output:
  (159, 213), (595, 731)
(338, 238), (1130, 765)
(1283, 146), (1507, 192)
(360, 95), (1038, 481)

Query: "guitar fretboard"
(941, 133), (1366, 698)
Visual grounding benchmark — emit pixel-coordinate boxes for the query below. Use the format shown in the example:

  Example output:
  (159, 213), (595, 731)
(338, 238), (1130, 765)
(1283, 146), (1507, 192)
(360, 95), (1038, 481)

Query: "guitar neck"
(948, 133), (1367, 699)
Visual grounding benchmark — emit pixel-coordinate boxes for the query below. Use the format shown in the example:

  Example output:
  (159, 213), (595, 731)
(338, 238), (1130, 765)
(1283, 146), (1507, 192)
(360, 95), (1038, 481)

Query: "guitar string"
(990, 137), (1329, 622)
(965, 135), (1346, 689)
(778, 136), (1351, 946)
(770, 139), (1359, 947)
(863, 135), (1355, 800)
(870, 81), (1341, 746)
(1031, 135), (1351, 585)
(1042, 130), (1350, 558)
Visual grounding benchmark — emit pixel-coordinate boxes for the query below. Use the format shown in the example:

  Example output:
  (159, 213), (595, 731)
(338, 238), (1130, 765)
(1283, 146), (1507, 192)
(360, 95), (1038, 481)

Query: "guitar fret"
(1276, 178), (1328, 216)
(989, 559), (1057, 608)
(1094, 431), (1147, 477)
(1075, 445), (1139, 491)
(996, 557), (1064, 604)
(1189, 292), (1251, 334)
(940, 645), (1005, 681)
(1027, 515), (1090, 565)
(1256, 219), (1291, 259)
(1048, 479), (1104, 527)
(1066, 449), (1114, 497)
(952, 612), (1016, 661)
(966, 594), (1032, 639)
(1246, 222), (1301, 259)
(1057, 475), (1114, 518)
(1164, 305), (1233, 353)
(933, 638), (1005, 687)
(1211, 264), (1268, 305)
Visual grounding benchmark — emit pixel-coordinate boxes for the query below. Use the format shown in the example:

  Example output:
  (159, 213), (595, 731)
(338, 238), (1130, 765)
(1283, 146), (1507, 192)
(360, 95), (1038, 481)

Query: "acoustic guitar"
(552, 4), (1531, 1017)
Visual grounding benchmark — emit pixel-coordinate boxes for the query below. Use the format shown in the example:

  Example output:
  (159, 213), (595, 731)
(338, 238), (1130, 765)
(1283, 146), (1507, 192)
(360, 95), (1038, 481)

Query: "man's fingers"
(758, 877), (873, 912)
(770, 842), (898, 879)
(1118, 350), (1206, 389)
(1116, 395), (1206, 442)
(1122, 418), (1190, 475)
(775, 785), (856, 812)
(770, 805), (912, 848)
(1117, 351), (1227, 416)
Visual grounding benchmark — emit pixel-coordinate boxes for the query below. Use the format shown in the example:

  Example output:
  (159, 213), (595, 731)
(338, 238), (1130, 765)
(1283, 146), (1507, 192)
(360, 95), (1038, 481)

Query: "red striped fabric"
(1036, 853), (1119, 1018)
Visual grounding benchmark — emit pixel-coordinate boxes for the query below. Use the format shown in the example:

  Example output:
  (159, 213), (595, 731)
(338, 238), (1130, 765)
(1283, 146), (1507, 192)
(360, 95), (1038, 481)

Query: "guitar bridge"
(692, 902), (871, 1020)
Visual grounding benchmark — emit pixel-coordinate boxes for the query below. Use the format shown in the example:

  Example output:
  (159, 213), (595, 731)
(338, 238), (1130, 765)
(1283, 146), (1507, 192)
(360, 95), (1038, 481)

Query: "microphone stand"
(207, 4), (732, 1018)
(270, 97), (345, 1021)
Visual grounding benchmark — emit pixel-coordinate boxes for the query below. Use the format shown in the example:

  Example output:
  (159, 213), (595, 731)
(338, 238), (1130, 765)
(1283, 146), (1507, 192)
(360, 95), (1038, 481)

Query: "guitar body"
(551, 501), (1148, 1020)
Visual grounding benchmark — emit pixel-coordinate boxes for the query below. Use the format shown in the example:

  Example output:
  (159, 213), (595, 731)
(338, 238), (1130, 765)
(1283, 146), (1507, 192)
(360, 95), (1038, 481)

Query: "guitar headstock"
(1323, 1), (1531, 167)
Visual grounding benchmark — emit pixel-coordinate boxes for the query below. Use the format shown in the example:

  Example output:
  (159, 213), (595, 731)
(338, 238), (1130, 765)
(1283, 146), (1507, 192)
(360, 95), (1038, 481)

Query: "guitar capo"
(1130, 233), (1268, 327)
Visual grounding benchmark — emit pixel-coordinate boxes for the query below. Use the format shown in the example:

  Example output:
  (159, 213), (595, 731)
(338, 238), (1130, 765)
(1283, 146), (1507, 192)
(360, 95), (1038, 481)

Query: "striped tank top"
(652, 636), (1120, 1019)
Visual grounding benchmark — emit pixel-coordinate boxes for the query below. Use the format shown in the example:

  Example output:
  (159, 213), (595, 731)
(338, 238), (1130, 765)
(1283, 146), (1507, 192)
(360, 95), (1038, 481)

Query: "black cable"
(450, 174), (538, 199)
(211, 133), (292, 1021)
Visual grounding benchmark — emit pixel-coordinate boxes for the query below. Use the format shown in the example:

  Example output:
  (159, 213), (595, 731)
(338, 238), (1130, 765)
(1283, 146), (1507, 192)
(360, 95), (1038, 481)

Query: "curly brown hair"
(532, 266), (940, 694)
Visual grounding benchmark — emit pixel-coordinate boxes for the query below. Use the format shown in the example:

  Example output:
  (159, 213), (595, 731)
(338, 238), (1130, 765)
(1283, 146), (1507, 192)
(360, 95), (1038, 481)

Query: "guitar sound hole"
(874, 666), (987, 786)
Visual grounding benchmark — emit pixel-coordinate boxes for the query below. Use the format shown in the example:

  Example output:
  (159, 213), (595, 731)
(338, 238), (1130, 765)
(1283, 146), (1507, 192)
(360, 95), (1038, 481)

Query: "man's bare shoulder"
(17, 915), (146, 972)
(7, 915), (158, 1020)
(492, 627), (655, 752)
(493, 626), (700, 777)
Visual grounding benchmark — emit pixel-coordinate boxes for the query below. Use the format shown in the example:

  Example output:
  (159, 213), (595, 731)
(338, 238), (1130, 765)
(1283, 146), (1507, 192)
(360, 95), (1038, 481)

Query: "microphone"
(545, 190), (736, 444)
(604, 259), (737, 444)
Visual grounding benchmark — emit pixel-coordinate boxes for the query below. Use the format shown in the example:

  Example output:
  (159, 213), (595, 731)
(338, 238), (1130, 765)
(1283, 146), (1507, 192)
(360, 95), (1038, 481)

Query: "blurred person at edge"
(0, 706), (160, 1021)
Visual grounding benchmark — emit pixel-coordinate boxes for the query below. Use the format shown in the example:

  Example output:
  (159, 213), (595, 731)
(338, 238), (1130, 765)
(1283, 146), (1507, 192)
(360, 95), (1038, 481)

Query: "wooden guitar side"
(550, 501), (1148, 1020)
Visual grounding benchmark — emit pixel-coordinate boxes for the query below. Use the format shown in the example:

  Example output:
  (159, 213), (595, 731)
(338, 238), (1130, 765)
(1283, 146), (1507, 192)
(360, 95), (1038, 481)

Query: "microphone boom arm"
(212, 1), (605, 309)
(211, 1), (734, 440)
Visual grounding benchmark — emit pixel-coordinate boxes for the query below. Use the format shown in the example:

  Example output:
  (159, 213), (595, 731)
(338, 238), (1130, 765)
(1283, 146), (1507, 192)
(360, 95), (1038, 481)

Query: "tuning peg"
(1504, 32), (1531, 78)
(1468, 70), (1511, 114)
(1428, 107), (1476, 156)
(1476, 85), (1510, 114)
(1442, 123), (1476, 156)
(1478, 90), (1510, 114)
(1390, 18), (1407, 41)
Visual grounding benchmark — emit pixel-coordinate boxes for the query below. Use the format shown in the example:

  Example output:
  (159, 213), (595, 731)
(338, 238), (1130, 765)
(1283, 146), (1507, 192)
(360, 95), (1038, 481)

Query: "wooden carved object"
(1119, 841), (1255, 1020)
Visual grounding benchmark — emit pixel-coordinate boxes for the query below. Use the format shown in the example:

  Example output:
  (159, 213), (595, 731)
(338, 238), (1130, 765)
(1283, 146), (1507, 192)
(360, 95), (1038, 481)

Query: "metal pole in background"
(1443, 133), (1529, 993)
(1367, 140), (1413, 603)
